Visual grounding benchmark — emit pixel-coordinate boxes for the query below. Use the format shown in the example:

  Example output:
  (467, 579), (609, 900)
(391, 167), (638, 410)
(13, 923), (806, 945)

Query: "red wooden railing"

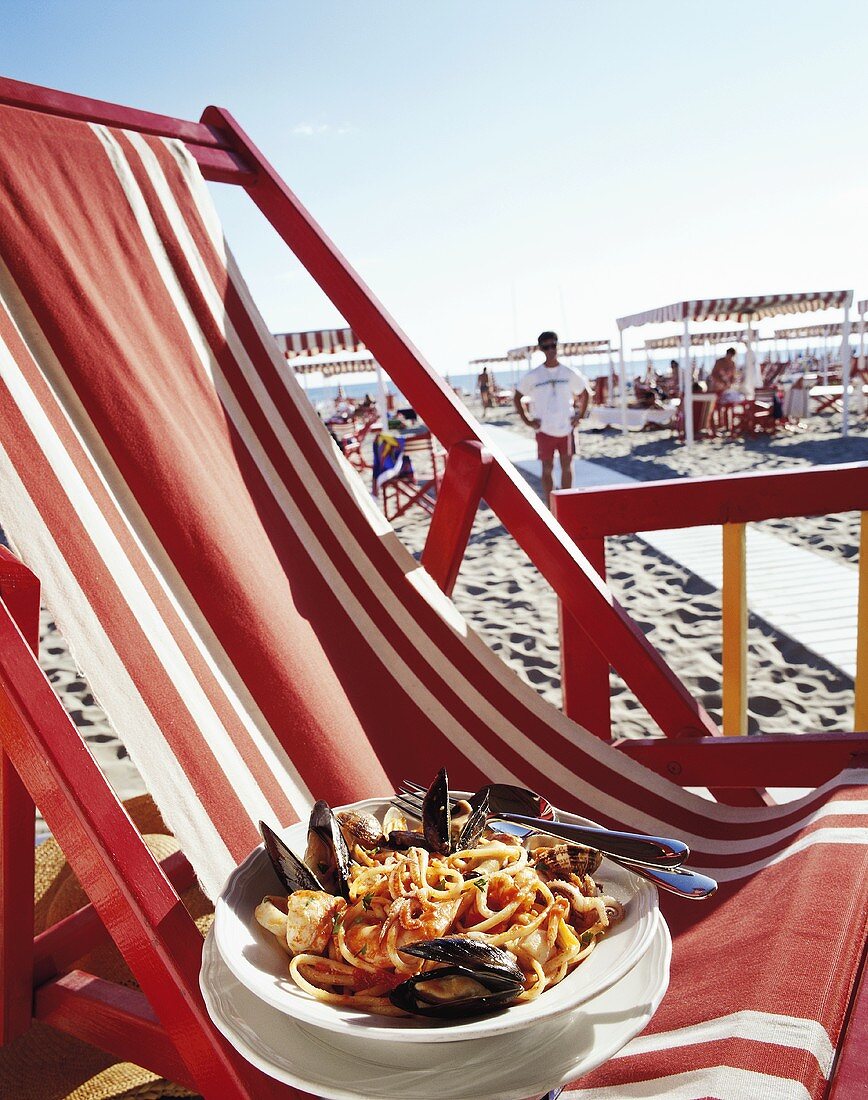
(553, 462), (868, 743)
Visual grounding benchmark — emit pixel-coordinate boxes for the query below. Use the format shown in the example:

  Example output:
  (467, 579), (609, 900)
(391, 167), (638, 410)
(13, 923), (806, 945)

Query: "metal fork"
(394, 780), (717, 900)
(393, 782), (688, 868)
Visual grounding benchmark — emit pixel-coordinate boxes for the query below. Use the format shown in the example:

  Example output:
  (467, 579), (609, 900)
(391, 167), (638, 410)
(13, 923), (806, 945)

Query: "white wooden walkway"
(478, 424), (857, 679)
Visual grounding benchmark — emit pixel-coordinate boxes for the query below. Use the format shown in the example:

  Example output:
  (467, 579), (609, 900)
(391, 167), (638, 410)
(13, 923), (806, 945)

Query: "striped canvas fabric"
(0, 104), (866, 1098)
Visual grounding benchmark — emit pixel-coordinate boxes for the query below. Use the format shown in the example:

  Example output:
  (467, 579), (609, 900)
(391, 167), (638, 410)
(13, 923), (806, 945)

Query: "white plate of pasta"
(213, 795), (659, 1042)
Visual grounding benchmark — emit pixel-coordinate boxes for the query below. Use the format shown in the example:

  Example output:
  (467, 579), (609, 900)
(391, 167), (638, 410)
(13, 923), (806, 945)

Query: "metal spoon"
(402, 779), (718, 901)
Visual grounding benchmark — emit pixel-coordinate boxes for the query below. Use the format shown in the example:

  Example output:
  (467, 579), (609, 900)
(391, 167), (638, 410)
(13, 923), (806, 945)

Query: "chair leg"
(0, 550), (39, 1044)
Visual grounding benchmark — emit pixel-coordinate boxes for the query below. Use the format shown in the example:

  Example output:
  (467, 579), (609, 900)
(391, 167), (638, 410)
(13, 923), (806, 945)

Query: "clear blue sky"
(3, 1), (867, 374)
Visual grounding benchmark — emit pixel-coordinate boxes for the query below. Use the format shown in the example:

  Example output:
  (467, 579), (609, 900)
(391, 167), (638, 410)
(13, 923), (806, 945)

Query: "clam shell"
(532, 842), (602, 879)
(337, 809), (384, 849)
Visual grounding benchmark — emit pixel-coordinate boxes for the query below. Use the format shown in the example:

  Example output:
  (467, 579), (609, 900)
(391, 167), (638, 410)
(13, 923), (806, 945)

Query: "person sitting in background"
(709, 347), (744, 404)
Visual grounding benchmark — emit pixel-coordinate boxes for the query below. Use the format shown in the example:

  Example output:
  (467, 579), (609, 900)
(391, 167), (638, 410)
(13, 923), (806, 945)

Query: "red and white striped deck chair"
(0, 79), (866, 1099)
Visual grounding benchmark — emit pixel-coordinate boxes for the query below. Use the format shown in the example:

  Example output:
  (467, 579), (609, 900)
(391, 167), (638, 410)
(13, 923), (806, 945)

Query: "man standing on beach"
(514, 331), (591, 505)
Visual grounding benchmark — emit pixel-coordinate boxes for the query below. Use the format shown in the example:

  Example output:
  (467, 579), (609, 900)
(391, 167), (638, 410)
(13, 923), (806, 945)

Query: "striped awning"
(274, 327), (365, 358)
(644, 328), (750, 351)
(292, 357), (377, 377)
(774, 323), (853, 340)
(469, 356), (512, 366)
(617, 291), (853, 330)
(507, 340), (611, 360)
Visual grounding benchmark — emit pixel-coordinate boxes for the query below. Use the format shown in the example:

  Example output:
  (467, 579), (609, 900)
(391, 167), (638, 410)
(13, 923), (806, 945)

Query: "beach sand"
(27, 406), (868, 839)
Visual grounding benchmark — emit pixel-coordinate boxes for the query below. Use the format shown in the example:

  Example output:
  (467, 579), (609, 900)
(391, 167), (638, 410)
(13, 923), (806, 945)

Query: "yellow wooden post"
(722, 522), (748, 735)
(855, 512), (868, 730)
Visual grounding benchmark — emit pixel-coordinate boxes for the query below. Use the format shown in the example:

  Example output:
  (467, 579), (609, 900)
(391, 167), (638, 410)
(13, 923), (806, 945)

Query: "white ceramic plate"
(213, 796), (659, 1043)
(200, 916), (671, 1100)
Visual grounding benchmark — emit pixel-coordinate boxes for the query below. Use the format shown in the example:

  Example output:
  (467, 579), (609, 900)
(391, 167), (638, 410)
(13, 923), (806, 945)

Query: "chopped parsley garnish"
(362, 892), (374, 911)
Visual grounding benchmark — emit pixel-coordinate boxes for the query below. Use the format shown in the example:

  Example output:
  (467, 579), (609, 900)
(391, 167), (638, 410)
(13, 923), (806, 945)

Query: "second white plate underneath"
(200, 915), (671, 1100)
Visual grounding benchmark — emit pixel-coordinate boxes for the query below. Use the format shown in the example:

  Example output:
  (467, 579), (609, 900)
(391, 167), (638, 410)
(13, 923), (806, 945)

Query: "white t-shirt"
(517, 363), (591, 437)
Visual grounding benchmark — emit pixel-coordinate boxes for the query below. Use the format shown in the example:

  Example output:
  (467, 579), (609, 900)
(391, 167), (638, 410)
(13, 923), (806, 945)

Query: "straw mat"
(0, 796), (208, 1100)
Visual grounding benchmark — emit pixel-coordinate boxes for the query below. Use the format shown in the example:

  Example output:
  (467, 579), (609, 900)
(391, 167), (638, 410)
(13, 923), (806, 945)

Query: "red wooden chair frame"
(0, 75), (867, 1096)
(728, 387), (778, 437)
(379, 429), (444, 520)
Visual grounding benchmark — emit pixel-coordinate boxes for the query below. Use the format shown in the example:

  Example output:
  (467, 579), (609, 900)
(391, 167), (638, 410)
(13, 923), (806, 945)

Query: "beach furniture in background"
(618, 293), (855, 444)
(375, 428), (444, 521)
(0, 76), (867, 1099)
(674, 392), (718, 441)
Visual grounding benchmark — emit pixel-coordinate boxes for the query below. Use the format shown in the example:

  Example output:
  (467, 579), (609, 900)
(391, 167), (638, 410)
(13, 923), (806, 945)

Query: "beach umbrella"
(743, 325), (762, 398)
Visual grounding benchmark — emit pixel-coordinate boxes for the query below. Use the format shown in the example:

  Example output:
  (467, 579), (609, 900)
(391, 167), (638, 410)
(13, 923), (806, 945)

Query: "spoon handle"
(618, 861), (718, 900)
(493, 813), (690, 868)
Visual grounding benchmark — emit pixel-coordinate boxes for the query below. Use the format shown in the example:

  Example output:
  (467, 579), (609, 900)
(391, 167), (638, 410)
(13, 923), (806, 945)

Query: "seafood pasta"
(256, 771), (624, 1019)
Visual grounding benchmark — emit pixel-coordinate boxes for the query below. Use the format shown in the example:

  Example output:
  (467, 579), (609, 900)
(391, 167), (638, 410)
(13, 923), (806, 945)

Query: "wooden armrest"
(613, 733), (868, 787)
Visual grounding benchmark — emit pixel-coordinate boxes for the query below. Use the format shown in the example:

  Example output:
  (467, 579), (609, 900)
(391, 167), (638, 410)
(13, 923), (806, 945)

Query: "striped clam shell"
(532, 842), (602, 879)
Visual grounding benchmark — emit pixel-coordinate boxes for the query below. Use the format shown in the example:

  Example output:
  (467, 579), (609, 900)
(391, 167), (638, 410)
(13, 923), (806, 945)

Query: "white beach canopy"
(616, 291), (854, 443)
(274, 326), (365, 358)
(643, 328), (749, 350)
(273, 326), (389, 422)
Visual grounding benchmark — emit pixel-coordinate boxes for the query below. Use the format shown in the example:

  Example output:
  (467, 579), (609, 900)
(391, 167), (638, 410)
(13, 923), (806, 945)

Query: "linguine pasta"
(256, 831), (624, 1017)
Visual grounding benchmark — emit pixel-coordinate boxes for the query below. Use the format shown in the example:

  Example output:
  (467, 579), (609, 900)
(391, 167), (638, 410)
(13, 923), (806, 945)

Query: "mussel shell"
(380, 829), (434, 852)
(305, 800), (351, 899)
(389, 965), (523, 1019)
(399, 936), (524, 984)
(455, 790), (489, 851)
(421, 767), (452, 855)
(260, 821), (324, 894)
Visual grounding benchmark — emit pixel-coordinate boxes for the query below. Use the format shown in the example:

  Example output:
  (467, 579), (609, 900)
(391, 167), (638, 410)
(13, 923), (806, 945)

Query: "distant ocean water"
(300, 358), (652, 407)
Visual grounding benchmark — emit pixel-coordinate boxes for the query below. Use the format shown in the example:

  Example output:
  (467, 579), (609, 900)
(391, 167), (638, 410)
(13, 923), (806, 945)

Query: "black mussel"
(380, 829), (434, 852)
(421, 767), (451, 855)
(456, 790), (489, 851)
(389, 965), (523, 1019)
(305, 800), (351, 898)
(260, 821), (324, 894)
(400, 937), (524, 984)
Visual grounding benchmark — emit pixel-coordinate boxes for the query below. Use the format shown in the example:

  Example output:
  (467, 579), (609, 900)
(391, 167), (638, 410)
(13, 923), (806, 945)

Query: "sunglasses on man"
(540, 341), (557, 350)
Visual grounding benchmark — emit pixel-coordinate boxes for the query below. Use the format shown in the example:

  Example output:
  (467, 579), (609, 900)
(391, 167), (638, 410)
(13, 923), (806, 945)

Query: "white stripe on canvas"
(613, 1010), (834, 1077)
(564, 1066), (812, 1100)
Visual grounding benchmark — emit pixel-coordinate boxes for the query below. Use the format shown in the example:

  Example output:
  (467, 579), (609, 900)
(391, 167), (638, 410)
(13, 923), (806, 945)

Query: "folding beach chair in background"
(0, 77), (866, 1099)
